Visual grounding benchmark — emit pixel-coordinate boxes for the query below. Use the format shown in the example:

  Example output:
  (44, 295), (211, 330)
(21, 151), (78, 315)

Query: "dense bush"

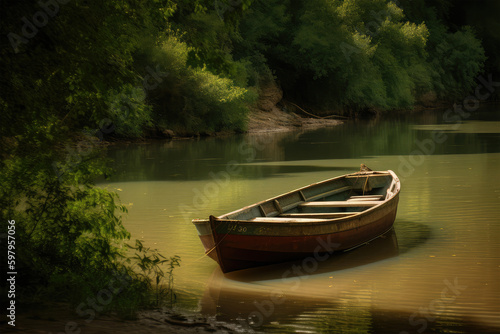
(399, 0), (488, 100)
(145, 37), (255, 134)
(427, 27), (486, 100)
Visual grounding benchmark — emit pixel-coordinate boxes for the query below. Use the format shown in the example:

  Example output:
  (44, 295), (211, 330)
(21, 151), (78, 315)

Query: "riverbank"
(242, 80), (343, 133)
(246, 107), (342, 133)
(5, 304), (250, 334)
(147, 81), (343, 140)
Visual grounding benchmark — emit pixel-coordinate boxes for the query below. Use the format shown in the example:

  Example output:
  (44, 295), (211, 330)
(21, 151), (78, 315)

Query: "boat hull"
(197, 194), (398, 273)
(193, 170), (401, 273)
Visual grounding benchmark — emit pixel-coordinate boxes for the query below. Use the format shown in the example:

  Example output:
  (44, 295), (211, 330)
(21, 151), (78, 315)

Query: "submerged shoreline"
(6, 304), (248, 334)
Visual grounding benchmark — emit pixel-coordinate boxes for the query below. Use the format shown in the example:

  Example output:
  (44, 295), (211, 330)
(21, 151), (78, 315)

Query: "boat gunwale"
(199, 170), (400, 226)
(217, 201), (398, 235)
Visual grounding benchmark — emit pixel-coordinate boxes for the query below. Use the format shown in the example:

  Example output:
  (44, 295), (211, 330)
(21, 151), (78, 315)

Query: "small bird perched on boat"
(360, 164), (372, 172)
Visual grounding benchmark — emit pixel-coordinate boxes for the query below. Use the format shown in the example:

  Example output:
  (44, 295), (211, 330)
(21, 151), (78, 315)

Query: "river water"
(102, 104), (500, 333)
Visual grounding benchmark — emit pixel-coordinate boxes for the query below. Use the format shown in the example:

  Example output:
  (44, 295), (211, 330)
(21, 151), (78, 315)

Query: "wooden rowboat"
(192, 170), (401, 273)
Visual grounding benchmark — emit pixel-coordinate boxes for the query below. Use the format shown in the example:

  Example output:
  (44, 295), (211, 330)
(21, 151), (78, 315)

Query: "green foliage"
(0, 0), (181, 313)
(0, 141), (127, 280)
(428, 27), (486, 100)
(0, 0), (157, 138)
(0, 135), (182, 313)
(239, 0), (486, 112)
(398, 0), (488, 101)
(0, 0), (492, 140)
(107, 85), (153, 138)
(128, 239), (181, 307)
(147, 37), (255, 134)
(236, 0), (290, 55)
(275, 0), (431, 112)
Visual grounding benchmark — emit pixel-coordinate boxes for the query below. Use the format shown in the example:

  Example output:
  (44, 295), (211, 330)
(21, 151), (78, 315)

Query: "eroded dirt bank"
(246, 81), (342, 133)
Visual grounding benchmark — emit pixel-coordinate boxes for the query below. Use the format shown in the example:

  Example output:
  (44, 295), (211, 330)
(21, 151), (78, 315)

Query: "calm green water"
(102, 104), (500, 333)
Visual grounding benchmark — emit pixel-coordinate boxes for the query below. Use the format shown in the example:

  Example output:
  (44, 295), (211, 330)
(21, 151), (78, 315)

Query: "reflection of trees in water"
(105, 130), (322, 182)
(284, 110), (497, 162)
(104, 106), (499, 182)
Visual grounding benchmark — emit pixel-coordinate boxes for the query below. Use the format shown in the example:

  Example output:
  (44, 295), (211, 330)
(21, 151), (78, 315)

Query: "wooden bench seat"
(250, 217), (328, 223)
(305, 185), (352, 202)
(280, 212), (359, 219)
(348, 195), (384, 201)
(299, 200), (383, 208)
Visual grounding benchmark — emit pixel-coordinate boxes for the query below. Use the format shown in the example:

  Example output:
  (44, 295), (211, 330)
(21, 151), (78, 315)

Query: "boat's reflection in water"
(228, 227), (400, 282)
(200, 228), (402, 332)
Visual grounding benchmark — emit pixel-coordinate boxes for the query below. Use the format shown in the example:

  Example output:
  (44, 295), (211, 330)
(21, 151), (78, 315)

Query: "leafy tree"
(146, 37), (255, 134)
(428, 27), (486, 100)
(399, 0), (487, 101)
(0, 0), (177, 308)
(263, 0), (430, 112)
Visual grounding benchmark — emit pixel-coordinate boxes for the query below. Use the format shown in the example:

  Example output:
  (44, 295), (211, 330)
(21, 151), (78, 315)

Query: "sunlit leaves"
(146, 36), (254, 133)
(287, 0), (430, 110)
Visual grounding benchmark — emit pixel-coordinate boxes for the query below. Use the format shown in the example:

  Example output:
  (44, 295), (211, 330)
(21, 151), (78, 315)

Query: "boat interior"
(221, 172), (399, 222)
